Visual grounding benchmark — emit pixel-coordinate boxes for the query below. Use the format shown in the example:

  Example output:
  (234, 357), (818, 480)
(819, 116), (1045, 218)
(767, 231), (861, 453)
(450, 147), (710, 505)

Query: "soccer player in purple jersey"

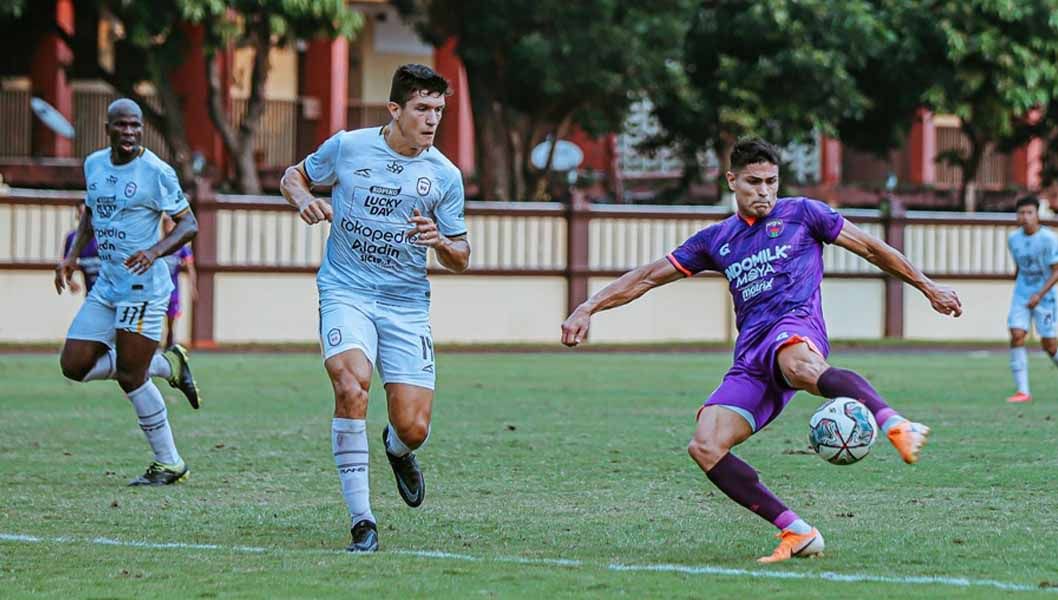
(561, 138), (963, 563)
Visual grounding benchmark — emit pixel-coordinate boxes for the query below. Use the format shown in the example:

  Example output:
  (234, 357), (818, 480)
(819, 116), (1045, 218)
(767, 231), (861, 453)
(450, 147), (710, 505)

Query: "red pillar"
(433, 38), (475, 175)
(301, 38), (349, 145)
(30, 0), (74, 158)
(907, 108), (935, 185)
(819, 136), (842, 186)
(1010, 108), (1043, 190)
(170, 23), (228, 173)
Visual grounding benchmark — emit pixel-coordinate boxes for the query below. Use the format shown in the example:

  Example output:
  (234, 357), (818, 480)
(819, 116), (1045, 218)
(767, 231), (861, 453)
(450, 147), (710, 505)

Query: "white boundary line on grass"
(2, 532), (1054, 594)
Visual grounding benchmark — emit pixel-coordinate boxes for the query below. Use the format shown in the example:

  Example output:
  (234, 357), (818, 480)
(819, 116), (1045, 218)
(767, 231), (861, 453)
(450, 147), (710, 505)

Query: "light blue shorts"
(67, 284), (170, 344)
(318, 294), (435, 389)
(1008, 294), (1058, 338)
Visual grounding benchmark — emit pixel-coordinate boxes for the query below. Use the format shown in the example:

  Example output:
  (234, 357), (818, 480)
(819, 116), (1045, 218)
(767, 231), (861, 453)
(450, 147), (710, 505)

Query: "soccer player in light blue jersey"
(562, 139), (962, 563)
(55, 99), (202, 486)
(280, 64), (470, 552)
(1005, 195), (1058, 403)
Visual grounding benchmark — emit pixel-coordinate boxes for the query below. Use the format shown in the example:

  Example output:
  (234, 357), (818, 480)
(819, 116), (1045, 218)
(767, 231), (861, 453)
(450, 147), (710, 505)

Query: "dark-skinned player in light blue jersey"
(281, 64), (470, 553)
(561, 138), (963, 563)
(55, 98), (202, 487)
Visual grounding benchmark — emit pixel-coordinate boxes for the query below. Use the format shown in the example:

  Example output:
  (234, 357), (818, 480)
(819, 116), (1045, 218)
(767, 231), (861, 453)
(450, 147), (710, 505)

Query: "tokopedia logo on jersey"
(722, 244), (791, 300)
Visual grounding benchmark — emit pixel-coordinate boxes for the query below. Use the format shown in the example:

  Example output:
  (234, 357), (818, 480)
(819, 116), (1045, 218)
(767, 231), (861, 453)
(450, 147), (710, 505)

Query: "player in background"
(62, 204), (101, 295)
(561, 138), (962, 563)
(160, 213), (197, 348)
(280, 64), (470, 552)
(55, 98), (202, 486)
(1005, 195), (1058, 403)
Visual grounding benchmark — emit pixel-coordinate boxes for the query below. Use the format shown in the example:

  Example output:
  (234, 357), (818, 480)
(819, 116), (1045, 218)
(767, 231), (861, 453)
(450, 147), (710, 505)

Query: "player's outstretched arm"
(126, 210), (198, 275)
(281, 162), (333, 225)
(561, 258), (683, 346)
(55, 205), (93, 294)
(833, 220), (962, 317)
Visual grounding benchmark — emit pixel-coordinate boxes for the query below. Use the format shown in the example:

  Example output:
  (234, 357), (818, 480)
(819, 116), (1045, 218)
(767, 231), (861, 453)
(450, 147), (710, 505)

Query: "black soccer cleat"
(128, 461), (189, 486)
(346, 519), (379, 553)
(383, 426), (425, 508)
(164, 344), (201, 409)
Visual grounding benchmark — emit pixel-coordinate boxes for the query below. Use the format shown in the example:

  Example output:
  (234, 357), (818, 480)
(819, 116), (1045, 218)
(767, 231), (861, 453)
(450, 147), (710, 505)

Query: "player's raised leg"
(325, 349), (378, 552)
(383, 384), (432, 508)
(688, 403), (824, 563)
(778, 341), (930, 464)
(116, 329), (188, 486)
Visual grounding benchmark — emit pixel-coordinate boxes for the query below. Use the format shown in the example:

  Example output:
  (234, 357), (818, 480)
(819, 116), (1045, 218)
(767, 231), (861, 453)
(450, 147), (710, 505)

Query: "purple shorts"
(702, 312), (830, 432)
(166, 288), (181, 319)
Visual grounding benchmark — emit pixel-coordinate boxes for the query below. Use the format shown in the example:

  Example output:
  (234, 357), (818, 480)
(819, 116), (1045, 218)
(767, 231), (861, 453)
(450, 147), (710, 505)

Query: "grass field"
(2, 350), (1058, 598)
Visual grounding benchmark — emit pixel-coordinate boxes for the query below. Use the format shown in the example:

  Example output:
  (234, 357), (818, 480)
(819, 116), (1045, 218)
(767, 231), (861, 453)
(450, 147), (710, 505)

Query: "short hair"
(1015, 195), (1040, 210)
(389, 64), (451, 105)
(729, 138), (781, 171)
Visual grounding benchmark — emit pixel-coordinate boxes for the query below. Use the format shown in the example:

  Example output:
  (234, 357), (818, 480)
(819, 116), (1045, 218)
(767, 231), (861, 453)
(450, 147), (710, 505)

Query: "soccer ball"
(808, 397), (878, 465)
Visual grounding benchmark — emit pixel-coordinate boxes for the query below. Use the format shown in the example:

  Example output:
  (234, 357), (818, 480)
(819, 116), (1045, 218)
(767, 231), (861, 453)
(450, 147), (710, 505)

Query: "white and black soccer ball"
(808, 397), (878, 465)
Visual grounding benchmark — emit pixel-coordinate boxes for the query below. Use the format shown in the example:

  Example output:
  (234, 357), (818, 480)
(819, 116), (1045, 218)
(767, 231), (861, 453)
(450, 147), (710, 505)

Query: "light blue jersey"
(304, 127), (466, 306)
(1009, 227), (1058, 300)
(83, 147), (190, 302)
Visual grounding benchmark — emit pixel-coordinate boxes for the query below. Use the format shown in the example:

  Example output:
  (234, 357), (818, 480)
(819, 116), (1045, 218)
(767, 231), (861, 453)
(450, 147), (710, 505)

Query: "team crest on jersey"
(124, 182), (137, 198)
(327, 327), (342, 347)
(766, 219), (784, 238)
(95, 196), (118, 219)
(417, 177), (432, 196)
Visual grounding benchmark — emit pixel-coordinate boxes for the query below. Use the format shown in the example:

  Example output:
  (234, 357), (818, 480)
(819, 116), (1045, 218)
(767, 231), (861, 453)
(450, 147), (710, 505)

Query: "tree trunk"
(203, 18), (268, 194)
(148, 55), (196, 186)
(467, 83), (512, 200)
(714, 135), (735, 207)
(958, 126), (986, 213)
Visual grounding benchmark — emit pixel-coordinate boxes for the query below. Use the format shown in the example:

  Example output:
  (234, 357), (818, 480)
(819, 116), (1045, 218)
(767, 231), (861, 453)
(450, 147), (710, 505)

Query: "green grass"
(2, 351), (1058, 598)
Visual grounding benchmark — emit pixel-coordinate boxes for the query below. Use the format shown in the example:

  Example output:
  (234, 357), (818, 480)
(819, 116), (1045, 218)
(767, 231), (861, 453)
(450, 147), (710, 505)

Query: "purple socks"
(706, 452), (795, 529)
(817, 367), (898, 427)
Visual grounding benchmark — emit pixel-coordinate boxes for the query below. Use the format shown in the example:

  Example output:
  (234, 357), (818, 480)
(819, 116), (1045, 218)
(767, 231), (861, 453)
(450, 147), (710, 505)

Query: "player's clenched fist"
(298, 197), (333, 225)
(927, 284), (963, 317)
(54, 258), (77, 294)
(408, 208), (442, 247)
(561, 308), (592, 347)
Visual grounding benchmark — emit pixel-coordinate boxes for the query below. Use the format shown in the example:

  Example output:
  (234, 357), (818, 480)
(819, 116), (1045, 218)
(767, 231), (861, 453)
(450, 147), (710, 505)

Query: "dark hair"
(1015, 195), (1040, 210)
(389, 64), (451, 105)
(730, 138), (781, 171)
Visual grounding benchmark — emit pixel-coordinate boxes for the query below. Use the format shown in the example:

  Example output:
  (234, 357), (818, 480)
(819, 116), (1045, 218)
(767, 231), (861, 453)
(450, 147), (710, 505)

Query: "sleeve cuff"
(666, 252), (693, 277)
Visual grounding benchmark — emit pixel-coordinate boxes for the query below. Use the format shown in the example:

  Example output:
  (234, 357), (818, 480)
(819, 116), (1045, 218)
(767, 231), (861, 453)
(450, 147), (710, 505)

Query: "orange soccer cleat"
(757, 528), (824, 564)
(1006, 392), (1032, 404)
(887, 420), (931, 464)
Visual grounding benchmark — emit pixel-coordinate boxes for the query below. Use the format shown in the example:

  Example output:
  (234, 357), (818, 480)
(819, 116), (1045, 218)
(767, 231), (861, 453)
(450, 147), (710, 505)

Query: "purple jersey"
(667, 197), (844, 357)
(63, 230), (101, 292)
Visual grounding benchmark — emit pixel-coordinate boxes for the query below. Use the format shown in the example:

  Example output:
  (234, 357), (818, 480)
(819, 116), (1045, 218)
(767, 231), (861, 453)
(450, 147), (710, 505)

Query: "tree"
(645, 1), (890, 200)
(182, 0), (361, 193)
(395, 0), (692, 201)
(4, 0), (360, 192)
(908, 0), (1058, 210)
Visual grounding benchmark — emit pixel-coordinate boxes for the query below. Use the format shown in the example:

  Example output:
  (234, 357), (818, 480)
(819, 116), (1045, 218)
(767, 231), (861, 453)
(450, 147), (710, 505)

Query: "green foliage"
(396, 0), (693, 200)
(648, 0), (886, 184)
(178, 0), (361, 49)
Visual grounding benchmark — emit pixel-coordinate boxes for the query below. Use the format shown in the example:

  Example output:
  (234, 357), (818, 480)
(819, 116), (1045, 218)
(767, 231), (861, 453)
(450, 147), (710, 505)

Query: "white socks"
(127, 381), (181, 465)
(1010, 347), (1030, 395)
(80, 348), (116, 382)
(150, 352), (173, 380)
(783, 519), (812, 534)
(332, 418), (374, 526)
(75, 349), (171, 382)
(385, 425), (412, 457)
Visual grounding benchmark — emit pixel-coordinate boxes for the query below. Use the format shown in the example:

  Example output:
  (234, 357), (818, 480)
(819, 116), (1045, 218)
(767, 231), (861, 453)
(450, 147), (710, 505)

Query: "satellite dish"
(530, 139), (584, 171)
(31, 97), (76, 139)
